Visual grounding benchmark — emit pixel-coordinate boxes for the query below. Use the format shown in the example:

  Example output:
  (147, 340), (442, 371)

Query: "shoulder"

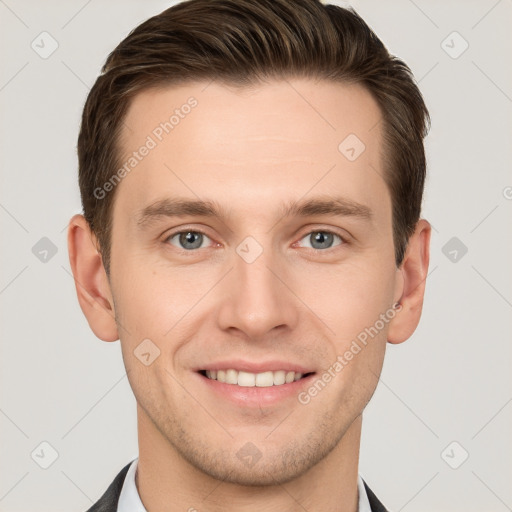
(85, 462), (132, 512)
(363, 480), (389, 512)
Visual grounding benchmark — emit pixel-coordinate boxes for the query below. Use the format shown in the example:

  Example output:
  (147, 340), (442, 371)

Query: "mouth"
(198, 369), (316, 388)
(194, 360), (317, 407)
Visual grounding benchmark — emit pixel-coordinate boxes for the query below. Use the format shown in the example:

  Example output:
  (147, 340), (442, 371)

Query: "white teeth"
(204, 369), (307, 387)
(237, 371), (255, 387)
(226, 369), (238, 384)
(255, 371), (274, 387)
(273, 370), (286, 385)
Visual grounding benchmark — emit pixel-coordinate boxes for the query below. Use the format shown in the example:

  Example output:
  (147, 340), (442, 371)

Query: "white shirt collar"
(117, 458), (146, 512)
(117, 458), (372, 512)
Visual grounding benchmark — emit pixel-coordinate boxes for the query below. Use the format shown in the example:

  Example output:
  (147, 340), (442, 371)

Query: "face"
(107, 79), (402, 485)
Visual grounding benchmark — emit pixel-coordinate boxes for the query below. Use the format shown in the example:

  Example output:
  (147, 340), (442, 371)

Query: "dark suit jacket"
(86, 462), (388, 512)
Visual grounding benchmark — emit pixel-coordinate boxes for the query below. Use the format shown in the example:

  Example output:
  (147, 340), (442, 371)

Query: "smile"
(200, 369), (314, 387)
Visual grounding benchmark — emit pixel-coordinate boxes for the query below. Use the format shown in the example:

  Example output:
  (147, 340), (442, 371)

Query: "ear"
(387, 219), (431, 344)
(67, 214), (119, 342)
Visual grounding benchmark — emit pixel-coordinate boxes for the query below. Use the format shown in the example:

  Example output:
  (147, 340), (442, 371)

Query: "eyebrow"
(136, 195), (373, 228)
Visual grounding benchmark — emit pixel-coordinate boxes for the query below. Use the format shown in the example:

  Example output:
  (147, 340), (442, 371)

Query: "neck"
(136, 405), (362, 512)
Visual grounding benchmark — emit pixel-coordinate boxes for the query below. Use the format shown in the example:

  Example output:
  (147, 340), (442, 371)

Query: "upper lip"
(195, 360), (315, 374)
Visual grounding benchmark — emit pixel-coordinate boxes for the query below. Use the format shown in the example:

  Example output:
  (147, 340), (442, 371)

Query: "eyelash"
(163, 227), (348, 254)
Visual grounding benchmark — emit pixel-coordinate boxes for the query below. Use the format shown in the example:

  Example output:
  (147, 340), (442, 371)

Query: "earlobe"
(67, 214), (119, 342)
(387, 219), (431, 344)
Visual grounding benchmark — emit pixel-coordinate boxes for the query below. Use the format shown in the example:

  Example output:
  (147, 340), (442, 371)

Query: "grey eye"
(300, 231), (342, 250)
(168, 231), (209, 250)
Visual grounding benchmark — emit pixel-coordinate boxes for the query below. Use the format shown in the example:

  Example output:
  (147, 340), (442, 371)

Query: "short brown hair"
(78, 0), (430, 273)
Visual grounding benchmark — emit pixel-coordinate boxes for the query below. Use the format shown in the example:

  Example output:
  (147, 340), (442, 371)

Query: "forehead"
(121, 78), (382, 154)
(114, 78), (387, 223)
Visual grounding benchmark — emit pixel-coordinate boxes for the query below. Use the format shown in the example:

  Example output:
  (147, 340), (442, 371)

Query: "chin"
(168, 423), (343, 487)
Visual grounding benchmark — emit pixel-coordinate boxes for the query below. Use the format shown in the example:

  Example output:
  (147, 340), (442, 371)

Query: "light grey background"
(1, 1), (511, 511)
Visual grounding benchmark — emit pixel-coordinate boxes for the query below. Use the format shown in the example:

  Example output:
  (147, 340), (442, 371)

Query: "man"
(68, 0), (431, 510)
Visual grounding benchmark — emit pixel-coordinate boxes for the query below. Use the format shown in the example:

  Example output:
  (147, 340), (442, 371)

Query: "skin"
(68, 78), (430, 512)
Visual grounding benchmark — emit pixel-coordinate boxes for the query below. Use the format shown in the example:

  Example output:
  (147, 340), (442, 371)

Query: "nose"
(216, 245), (299, 340)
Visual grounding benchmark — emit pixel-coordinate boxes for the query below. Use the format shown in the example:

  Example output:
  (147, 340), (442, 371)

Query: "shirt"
(117, 458), (372, 512)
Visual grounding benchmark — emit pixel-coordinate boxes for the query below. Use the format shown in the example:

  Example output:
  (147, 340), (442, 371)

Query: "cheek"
(294, 257), (394, 402)
(111, 262), (196, 337)
(297, 257), (397, 342)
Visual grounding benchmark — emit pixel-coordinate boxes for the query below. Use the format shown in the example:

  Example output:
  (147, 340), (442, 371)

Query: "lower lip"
(196, 372), (316, 407)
